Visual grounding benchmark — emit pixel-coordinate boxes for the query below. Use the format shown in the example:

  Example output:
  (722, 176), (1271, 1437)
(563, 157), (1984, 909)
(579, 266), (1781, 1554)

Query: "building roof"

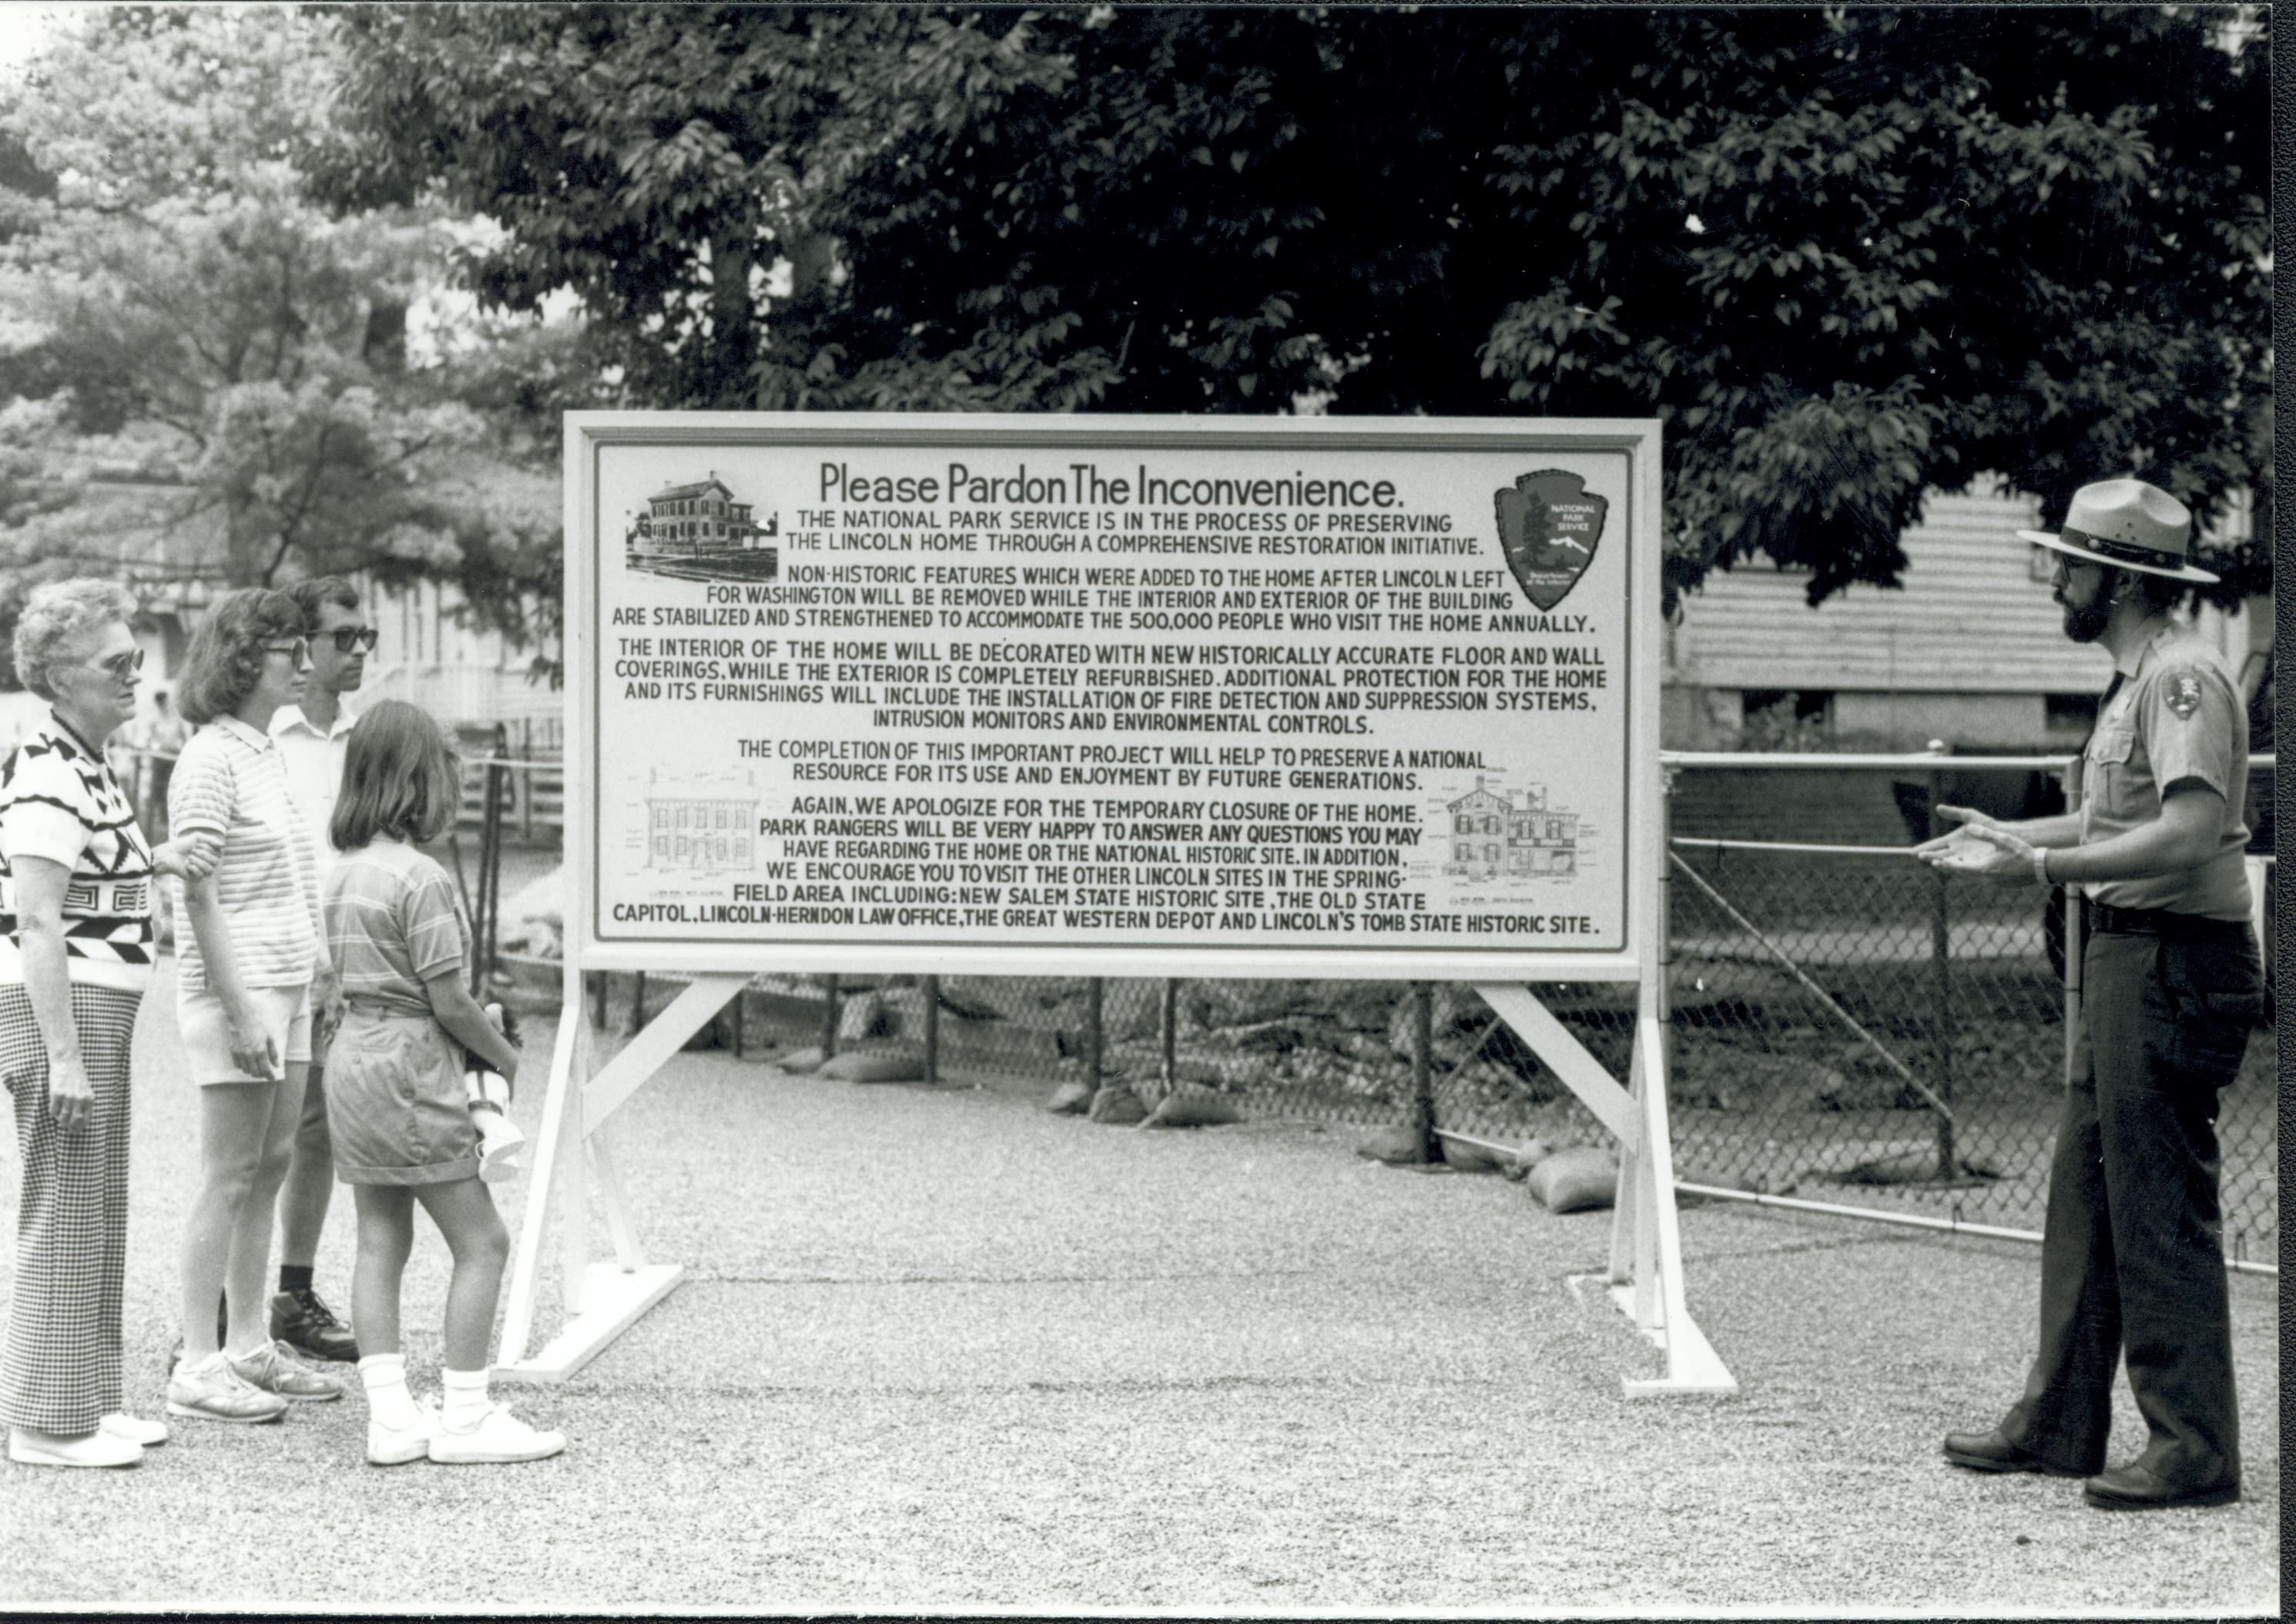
(649, 478), (733, 502)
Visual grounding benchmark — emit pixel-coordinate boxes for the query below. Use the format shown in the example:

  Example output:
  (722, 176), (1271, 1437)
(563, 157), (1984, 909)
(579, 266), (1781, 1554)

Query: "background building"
(1664, 478), (2268, 753)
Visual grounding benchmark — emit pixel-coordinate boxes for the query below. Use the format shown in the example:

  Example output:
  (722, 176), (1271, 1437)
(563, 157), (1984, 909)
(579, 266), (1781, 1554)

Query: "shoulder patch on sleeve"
(2162, 670), (2204, 720)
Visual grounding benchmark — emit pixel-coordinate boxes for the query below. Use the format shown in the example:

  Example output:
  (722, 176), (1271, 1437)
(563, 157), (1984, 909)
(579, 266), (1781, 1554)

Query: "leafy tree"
(0, 5), (571, 656)
(320, 5), (2270, 612)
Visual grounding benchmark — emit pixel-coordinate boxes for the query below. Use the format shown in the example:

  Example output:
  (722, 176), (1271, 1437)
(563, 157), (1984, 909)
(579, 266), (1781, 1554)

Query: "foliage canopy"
(0, 6), (571, 664)
(323, 5), (2271, 611)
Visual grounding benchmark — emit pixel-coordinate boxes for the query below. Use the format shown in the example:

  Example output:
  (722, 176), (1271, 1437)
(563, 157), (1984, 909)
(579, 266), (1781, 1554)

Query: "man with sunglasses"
(260, 578), (377, 1365)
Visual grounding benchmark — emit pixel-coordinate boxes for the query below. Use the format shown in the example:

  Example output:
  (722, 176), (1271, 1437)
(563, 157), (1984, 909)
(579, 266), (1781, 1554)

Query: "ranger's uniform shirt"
(0, 716), (156, 991)
(2080, 623), (2251, 920)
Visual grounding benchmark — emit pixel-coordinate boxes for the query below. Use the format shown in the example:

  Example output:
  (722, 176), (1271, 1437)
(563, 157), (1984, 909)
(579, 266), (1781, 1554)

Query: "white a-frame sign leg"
(501, 411), (1735, 1394)
(1470, 988), (1734, 1394)
(498, 968), (750, 1379)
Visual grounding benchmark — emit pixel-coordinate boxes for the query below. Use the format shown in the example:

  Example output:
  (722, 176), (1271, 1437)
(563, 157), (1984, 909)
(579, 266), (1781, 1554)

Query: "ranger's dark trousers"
(1999, 917), (2261, 1485)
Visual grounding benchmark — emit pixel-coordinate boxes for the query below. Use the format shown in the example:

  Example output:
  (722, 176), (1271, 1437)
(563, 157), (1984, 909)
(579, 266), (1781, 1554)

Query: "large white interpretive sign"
(569, 414), (1661, 981)
(511, 415), (1729, 1397)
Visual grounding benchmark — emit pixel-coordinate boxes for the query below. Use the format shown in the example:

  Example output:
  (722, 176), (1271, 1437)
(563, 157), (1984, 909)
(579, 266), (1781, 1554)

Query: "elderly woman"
(164, 588), (344, 1424)
(1, 580), (213, 1468)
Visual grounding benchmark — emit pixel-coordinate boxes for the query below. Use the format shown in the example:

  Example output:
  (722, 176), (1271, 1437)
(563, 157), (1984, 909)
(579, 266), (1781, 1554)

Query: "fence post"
(1087, 978), (1104, 1093)
(1410, 982), (1435, 1163)
(923, 973), (940, 1084)
(2062, 754), (2084, 1088)
(1160, 978), (1178, 1098)
(820, 973), (840, 1059)
(1926, 769), (1956, 1179)
(1657, 764), (1676, 1030)
(626, 971), (645, 1037)
(482, 747), (507, 993)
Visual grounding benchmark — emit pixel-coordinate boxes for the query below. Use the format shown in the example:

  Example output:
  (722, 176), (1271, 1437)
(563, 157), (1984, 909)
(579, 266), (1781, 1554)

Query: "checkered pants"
(0, 983), (139, 1434)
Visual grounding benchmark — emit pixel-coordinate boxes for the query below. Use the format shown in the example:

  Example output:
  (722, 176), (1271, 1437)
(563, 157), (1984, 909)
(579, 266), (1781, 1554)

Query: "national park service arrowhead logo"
(1495, 470), (1607, 611)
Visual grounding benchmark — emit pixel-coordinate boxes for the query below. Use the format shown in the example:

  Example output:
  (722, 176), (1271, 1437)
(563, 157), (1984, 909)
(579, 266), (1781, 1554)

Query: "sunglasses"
(79, 647), (145, 682)
(323, 626), (379, 654)
(263, 638), (312, 666)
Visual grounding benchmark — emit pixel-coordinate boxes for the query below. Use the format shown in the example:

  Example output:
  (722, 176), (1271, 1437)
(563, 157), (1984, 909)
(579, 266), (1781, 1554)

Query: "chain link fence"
(615, 753), (2274, 1263)
(115, 740), (2279, 1263)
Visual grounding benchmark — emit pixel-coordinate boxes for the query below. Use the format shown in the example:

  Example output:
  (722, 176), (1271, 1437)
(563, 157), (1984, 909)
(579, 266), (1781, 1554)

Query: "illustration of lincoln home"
(626, 473), (779, 579)
(645, 767), (760, 872)
(1443, 776), (1578, 878)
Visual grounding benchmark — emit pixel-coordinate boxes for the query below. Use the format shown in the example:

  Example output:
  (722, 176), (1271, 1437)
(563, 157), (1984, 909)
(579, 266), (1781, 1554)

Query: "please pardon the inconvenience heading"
(821, 462), (1400, 510)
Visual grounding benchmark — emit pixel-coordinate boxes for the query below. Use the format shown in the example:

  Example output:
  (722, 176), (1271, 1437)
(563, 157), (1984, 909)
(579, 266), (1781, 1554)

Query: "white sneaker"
(8, 1425), (142, 1468)
(166, 1351), (289, 1423)
(428, 1404), (565, 1465)
(367, 1399), (443, 1467)
(230, 1340), (345, 1402)
(99, 1412), (168, 1447)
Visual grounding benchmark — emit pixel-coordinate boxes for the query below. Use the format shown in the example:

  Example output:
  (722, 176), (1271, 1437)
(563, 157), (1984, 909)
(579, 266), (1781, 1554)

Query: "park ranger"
(1917, 477), (2261, 1511)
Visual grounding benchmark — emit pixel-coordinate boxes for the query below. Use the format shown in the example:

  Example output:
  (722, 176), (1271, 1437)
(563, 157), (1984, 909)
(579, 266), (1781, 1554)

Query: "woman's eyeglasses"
(263, 638), (312, 666)
(326, 626), (379, 655)
(80, 648), (145, 681)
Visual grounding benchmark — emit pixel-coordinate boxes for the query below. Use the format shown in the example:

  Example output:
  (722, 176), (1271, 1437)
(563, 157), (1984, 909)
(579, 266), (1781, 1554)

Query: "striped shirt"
(323, 838), (466, 1017)
(169, 713), (323, 993)
(0, 716), (156, 992)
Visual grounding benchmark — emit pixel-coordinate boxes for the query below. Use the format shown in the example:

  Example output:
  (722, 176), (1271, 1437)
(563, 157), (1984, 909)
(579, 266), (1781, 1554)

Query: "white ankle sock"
(441, 1366), (490, 1432)
(223, 1340), (268, 1364)
(358, 1354), (420, 1430)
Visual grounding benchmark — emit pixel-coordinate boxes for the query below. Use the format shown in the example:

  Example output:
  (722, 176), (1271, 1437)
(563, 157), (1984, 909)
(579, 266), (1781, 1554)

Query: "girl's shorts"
(177, 984), (312, 1085)
(324, 1008), (478, 1186)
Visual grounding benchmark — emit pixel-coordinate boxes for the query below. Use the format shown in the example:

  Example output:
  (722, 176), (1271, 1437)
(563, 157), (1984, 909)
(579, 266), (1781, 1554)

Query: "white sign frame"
(500, 412), (1733, 1398)
(565, 412), (1660, 984)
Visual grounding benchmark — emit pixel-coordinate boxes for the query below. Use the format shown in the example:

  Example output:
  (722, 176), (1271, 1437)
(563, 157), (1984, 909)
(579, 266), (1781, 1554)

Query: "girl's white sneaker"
(99, 1412), (168, 1447)
(428, 1404), (565, 1465)
(8, 1425), (142, 1468)
(367, 1399), (442, 1467)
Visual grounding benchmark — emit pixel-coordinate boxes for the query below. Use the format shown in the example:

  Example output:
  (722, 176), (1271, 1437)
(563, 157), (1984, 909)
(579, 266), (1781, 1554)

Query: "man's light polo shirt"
(168, 713), (323, 993)
(270, 700), (357, 881)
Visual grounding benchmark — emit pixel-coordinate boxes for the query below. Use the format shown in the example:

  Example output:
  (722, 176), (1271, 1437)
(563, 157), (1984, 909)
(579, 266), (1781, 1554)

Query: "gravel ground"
(0, 964), (2278, 1613)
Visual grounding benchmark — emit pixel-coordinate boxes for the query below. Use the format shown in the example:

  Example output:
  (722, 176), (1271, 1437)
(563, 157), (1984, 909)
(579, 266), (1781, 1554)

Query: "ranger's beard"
(2059, 582), (2113, 643)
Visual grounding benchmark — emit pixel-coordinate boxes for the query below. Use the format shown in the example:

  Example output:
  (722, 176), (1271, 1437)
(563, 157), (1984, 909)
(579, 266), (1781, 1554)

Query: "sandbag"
(1086, 1083), (1149, 1125)
(1527, 1145), (1617, 1213)
(1354, 1124), (1429, 1165)
(775, 1046), (826, 1075)
(1044, 1081), (1094, 1115)
(1438, 1136), (1508, 1173)
(1141, 1085), (1244, 1129)
(1500, 1137), (1557, 1181)
(822, 1049), (924, 1083)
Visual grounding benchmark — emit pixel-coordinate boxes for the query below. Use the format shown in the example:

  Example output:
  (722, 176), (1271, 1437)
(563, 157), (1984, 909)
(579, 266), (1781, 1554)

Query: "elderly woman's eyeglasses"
(77, 648), (145, 682)
(263, 638), (312, 666)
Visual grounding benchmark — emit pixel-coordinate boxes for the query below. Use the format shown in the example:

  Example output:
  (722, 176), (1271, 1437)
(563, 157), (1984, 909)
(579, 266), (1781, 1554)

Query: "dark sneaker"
(269, 1287), (359, 1363)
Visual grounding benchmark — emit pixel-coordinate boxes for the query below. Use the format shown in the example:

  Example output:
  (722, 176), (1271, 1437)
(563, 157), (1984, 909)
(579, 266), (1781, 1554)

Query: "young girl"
(320, 701), (562, 1466)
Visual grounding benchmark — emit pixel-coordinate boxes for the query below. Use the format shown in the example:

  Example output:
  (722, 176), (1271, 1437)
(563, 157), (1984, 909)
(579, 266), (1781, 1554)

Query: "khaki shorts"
(177, 984), (312, 1085)
(324, 1008), (478, 1186)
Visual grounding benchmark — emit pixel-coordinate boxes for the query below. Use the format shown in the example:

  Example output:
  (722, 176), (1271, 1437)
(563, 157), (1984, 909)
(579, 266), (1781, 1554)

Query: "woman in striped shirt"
(164, 589), (346, 1423)
(1, 580), (216, 1468)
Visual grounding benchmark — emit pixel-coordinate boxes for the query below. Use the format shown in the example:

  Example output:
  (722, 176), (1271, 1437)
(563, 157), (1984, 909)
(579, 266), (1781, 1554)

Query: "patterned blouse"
(0, 715), (156, 992)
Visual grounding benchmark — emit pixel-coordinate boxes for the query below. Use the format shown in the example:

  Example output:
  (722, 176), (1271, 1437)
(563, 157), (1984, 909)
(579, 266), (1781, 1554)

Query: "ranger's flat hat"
(2017, 478), (2217, 584)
